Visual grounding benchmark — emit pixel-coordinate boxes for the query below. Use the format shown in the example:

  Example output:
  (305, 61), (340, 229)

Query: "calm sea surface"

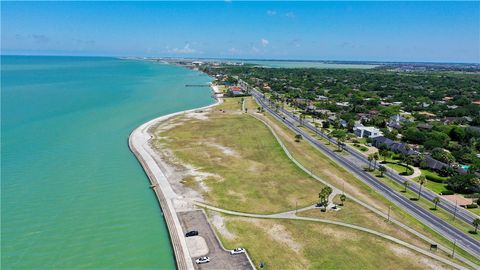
(1, 56), (214, 269)
(244, 60), (378, 69)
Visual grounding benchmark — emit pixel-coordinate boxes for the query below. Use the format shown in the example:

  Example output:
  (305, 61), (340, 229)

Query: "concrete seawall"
(128, 88), (220, 270)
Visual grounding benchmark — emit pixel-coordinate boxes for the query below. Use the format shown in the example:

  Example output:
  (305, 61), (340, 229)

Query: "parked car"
(185, 230), (198, 237)
(230, 248), (245, 255)
(195, 256), (210, 264)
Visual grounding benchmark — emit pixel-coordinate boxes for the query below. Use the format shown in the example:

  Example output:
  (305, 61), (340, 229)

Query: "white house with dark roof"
(353, 125), (384, 138)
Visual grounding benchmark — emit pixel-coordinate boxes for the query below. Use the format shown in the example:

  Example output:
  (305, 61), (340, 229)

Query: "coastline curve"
(128, 86), (220, 270)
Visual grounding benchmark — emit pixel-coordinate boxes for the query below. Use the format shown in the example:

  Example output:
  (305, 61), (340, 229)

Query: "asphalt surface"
(178, 210), (254, 270)
(251, 89), (480, 258)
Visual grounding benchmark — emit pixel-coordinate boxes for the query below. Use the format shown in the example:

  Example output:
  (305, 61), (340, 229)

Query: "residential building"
(353, 125), (384, 138)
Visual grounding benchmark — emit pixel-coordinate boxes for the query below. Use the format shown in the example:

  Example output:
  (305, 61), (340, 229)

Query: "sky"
(1, 1), (479, 63)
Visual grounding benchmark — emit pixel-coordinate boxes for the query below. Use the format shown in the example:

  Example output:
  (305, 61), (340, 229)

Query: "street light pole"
(387, 206), (391, 222)
(453, 200), (458, 222)
(452, 238), (457, 258)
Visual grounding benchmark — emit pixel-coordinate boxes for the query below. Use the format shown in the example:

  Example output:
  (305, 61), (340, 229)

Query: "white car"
(230, 248), (245, 255)
(195, 256), (210, 264)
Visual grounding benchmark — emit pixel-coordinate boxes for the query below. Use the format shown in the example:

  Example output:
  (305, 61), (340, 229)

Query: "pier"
(185, 84), (210, 87)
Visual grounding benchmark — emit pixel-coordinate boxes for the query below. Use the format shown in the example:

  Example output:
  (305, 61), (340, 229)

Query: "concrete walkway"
(248, 112), (479, 270)
(190, 200), (468, 270)
(406, 166), (423, 179)
(129, 91), (222, 270)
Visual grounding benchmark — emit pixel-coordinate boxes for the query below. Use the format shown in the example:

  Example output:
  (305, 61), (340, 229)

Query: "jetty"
(185, 84), (210, 87)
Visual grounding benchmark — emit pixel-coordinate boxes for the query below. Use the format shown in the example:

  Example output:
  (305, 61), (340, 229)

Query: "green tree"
(367, 154), (374, 171)
(403, 180), (410, 193)
(473, 218), (480, 234)
(447, 175), (480, 194)
(417, 176), (426, 200)
(432, 196), (440, 210)
(295, 134), (302, 142)
(339, 194), (347, 206)
(319, 186), (333, 207)
(373, 152), (379, 170)
(378, 165), (387, 177)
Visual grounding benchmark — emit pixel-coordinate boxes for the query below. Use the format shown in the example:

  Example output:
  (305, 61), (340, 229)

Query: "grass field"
(246, 98), (480, 266)
(151, 98), (324, 214)
(152, 96), (478, 267)
(213, 212), (454, 270)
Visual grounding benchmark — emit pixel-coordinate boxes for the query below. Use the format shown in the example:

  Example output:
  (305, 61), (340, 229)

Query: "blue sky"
(2, 1), (479, 63)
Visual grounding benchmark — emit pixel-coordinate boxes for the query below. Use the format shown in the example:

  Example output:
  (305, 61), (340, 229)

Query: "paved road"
(251, 89), (480, 258)
(276, 96), (479, 226)
(178, 210), (253, 270)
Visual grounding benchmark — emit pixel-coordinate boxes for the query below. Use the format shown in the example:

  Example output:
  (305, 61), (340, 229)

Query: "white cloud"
(285, 12), (295, 19)
(227, 47), (240, 54)
(251, 46), (260, 53)
(170, 43), (196, 54)
(266, 10), (277, 16)
(261, 38), (269, 47)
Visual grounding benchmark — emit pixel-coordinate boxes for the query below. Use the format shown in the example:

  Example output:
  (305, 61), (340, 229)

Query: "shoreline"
(128, 84), (221, 270)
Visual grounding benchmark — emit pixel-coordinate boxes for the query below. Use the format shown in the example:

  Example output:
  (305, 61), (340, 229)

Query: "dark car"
(185, 230), (199, 237)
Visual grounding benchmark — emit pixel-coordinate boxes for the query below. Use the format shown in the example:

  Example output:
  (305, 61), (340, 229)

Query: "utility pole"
(453, 200), (458, 222)
(452, 238), (457, 258)
(387, 206), (391, 223)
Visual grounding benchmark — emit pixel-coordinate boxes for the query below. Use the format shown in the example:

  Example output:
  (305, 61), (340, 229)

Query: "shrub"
(440, 190), (454, 195)
(426, 174), (446, 183)
(419, 161), (429, 169)
(466, 204), (479, 209)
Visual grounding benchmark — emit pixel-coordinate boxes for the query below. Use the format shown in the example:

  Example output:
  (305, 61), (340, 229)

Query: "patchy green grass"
(385, 162), (414, 176)
(215, 214), (455, 270)
(250, 100), (480, 266)
(152, 98), (323, 214)
(372, 173), (480, 242)
(424, 180), (450, 194)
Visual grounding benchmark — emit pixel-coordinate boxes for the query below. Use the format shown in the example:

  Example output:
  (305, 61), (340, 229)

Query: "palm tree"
(417, 176), (426, 200)
(403, 180), (410, 193)
(339, 194), (347, 206)
(319, 186), (333, 206)
(379, 149), (389, 162)
(473, 218), (480, 234)
(373, 153), (379, 170)
(295, 134), (302, 142)
(432, 196), (440, 210)
(405, 156), (414, 174)
(378, 165), (387, 177)
(367, 154), (374, 171)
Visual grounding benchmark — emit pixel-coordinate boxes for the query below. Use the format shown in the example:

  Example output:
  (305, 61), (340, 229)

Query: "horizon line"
(2, 53), (479, 66)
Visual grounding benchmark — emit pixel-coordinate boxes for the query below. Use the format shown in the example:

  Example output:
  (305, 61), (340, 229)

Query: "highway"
(251, 89), (480, 258)
(277, 97), (479, 227)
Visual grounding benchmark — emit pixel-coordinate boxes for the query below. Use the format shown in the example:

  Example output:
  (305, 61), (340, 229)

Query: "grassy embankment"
(152, 97), (323, 214)
(290, 112), (478, 235)
(152, 97), (477, 268)
(214, 212), (453, 270)
(249, 98), (480, 266)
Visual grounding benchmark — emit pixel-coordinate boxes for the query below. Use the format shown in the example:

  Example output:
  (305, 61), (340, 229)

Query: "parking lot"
(178, 210), (254, 270)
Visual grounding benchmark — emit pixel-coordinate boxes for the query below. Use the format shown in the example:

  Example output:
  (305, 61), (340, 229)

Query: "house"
(336, 101), (350, 107)
(388, 114), (407, 129)
(316, 95), (329, 101)
(372, 136), (417, 156)
(417, 123), (433, 131)
(228, 85), (245, 96)
(353, 125), (384, 138)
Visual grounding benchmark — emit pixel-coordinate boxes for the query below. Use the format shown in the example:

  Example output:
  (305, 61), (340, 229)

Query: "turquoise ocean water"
(1, 56), (214, 269)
